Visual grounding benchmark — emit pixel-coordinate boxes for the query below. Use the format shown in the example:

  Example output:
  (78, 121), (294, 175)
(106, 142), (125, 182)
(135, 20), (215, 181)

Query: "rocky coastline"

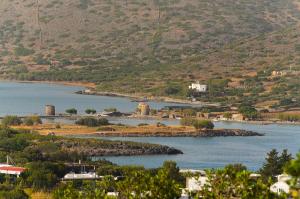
(92, 129), (263, 137)
(57, 138), (183, 156)
(75, 90), (210, 105)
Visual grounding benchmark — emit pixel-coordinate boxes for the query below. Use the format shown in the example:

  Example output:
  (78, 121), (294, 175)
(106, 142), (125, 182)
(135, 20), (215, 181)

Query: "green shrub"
(21, 162), (66, 191)
(165, 85), (180, 95)
(278, 113), (300, 122)
(98, 118), (110, 125)
(97, 126), (115, 131)
(193, 120), (214, 130)
(223, 112), (233, 119)
(238, 105), (258, 120)
(0, 189), (29, 199)
(1, 116), (22, 127)
(75, 117), (109, 127)
(104, 107), (117, 112)
(138, 123), (149, 126)
(23, 116), (42, 126)
(85, 109), (96, 114)
(180, 118), (214, 129)
(14, 45), (34, 56)
(180, 117), (196, 126)
(65, 108), (77, 115)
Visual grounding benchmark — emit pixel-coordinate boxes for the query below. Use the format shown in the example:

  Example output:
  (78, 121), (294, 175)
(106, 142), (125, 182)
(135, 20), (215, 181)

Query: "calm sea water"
(0, 81), (299, 171)
(98, 122), (300, 171)
(0, 81), (186, 116)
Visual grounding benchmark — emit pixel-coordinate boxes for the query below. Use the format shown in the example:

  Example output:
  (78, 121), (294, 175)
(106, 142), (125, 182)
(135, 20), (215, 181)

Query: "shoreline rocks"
(92, 129), (263, 137)
(195, 129), (263, 137)
(57, 138), (183, 156)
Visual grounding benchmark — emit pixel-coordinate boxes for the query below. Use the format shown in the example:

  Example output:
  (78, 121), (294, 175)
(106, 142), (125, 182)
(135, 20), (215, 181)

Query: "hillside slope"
(0, 0), (300, 107)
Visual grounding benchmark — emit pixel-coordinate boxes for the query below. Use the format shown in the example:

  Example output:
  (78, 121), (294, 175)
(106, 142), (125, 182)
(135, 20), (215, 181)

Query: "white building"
(0, 157), (26, 177)
(0, 166), (25, 177)
(63, 172), (102, 180)
(270, 174), (292, 195)
(189, 82), (208, 93)
(186, 176), (208, 192)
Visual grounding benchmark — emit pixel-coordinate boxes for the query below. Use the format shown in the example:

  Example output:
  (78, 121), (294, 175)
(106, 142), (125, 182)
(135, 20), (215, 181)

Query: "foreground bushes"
(0, 188), (29, 199)
(1, 116), (22, 127)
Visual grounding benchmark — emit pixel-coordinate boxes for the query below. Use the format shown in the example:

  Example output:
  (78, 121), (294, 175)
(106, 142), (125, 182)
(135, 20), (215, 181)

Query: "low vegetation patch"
(180, 118), (214, 130)
(75, 117), (109, 127)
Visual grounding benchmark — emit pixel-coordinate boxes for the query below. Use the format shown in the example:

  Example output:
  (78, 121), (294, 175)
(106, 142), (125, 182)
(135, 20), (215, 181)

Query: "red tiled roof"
(0, 166), (26, 172)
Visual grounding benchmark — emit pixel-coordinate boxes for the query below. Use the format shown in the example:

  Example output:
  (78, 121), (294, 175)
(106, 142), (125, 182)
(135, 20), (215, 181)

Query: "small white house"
(270, 181), (290, 195)
(63, 172), (101, 180)
(186, 176), (208, 192)
(270, 174), (292, 195)
(0, 166), (26, 177)
(189, 82), (208, 93)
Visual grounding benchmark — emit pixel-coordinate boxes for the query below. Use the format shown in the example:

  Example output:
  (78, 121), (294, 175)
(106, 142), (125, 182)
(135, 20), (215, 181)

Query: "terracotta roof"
(0, 166), (26, 172)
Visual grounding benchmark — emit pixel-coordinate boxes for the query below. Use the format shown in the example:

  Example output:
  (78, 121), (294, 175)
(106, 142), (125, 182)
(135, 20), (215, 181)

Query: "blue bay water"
(0, 81), (299, 171)
(98, 122), (300, 171)
(0, 81), (185, 116)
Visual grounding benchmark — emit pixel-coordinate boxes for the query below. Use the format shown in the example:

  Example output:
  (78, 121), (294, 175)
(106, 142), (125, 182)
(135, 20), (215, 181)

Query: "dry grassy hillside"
(0, 0), (300, 107)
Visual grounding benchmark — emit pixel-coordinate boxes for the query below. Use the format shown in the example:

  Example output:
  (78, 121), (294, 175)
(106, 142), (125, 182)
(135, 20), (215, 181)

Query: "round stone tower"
(45, 105), (55, 116)
(138, 102), (150, 116)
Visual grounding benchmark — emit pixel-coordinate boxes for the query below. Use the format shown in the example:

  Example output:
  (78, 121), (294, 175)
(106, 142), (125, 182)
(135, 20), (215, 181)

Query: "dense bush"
(180, 117), (196, 126)
(104, 107), (117, 112)
(278, 113), (300, 122)
(85, 108), (96, 114)
(238, 105), (259, 120)
(0, 188), (29, 199)
(14, 45), (34, 56)
(65, 108), (77, 115)
(180, 118), (214, 129)
(164, 85), (181, 95)
(138, 123), (149, 126)
(1, 116), (22, 127)
(75, 117), (109, 127)
(260, 149), (292, 182)
(21, 162), (67, 191)
(23, 116), (42, 126)
(193, 120), (214, 130)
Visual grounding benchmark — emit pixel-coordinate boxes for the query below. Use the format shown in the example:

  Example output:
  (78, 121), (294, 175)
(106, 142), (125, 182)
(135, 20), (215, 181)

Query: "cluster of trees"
(53, 161), (183, 199)
(23, 116), (43, 126)
(197, 164), (283, 199)
(0, 127), (149, 197)
(0, 126), (299, 198)
(238, 104), (259, 120)
(75, 117), (109, 127)
(65, 108), (78, 115)
(85, 108), (96, 114)
(180, 118), (214, 130)
(260, 149), (293, 181)
(1, 115), (42, 127)
(49, 152), (300, 199)
(278, 113), (300, 122)
(66, 107), (119, 115)
(104, 108), (117, 112)
(0, 185), (28, 199)
(285, 153), (300, 190)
